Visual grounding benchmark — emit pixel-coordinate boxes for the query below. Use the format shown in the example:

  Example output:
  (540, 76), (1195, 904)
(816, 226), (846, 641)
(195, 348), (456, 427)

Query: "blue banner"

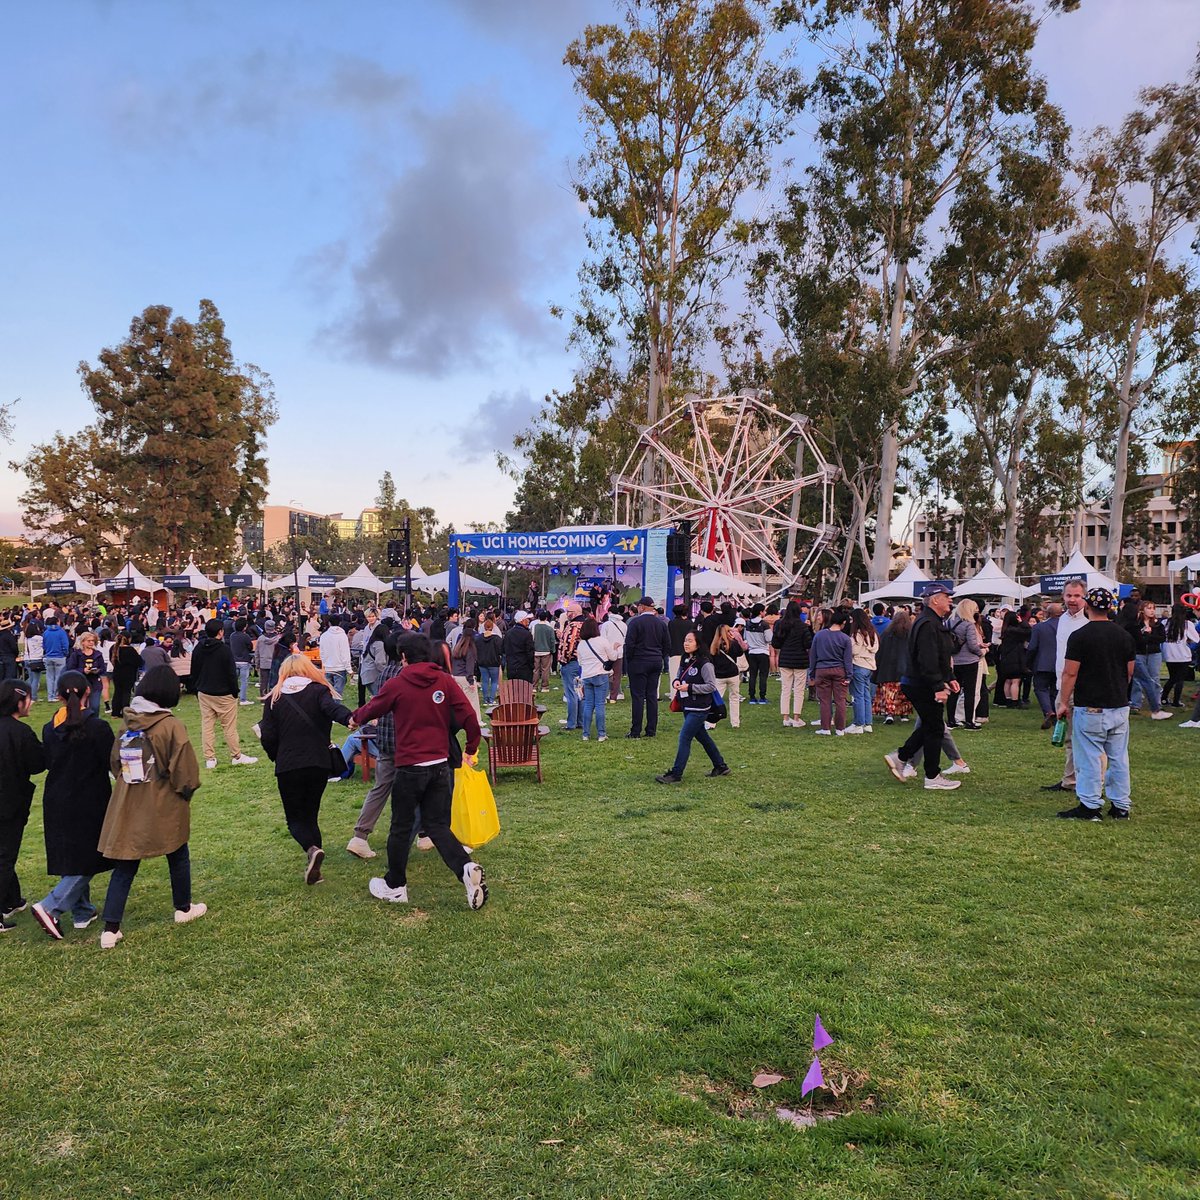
(1038, 571), (1087, 594)
(224, 574), (252, 588)
(103, 577), (136, 591)
(163, 575), (192, 589)
(46, 580), (78, 595)
(451, 530), (646, 559)
(914, 579), (955, 597)
(307, 575), (337, 588)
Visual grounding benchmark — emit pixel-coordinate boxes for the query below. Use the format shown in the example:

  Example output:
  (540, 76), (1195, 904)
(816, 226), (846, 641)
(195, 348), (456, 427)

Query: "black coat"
(502, 624), (535, 681)
(259, 681), (352, 776)
(42, 715), (115, 876)
(0, 715), (47, 822)
(771, 618), (813, 669)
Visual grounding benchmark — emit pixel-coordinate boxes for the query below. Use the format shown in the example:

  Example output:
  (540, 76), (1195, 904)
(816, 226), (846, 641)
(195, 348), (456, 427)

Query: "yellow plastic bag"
(451, 766), (500, 848)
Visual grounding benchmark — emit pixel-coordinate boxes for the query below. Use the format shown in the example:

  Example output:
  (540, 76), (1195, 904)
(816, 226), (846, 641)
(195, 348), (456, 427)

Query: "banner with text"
(450, 530), (646, 560)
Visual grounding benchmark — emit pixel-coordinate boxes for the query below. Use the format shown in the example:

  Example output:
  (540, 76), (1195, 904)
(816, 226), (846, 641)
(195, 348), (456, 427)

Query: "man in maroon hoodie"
(351, 633), (487, 909)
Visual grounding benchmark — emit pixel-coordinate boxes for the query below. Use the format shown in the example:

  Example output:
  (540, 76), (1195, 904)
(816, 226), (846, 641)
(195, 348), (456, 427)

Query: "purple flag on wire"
(813, 1014), (833, 1051)
(801, 1057), (825, 1097)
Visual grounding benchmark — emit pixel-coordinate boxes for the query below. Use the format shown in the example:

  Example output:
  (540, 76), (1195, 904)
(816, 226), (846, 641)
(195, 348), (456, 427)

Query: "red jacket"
(353, 663), (481, 767)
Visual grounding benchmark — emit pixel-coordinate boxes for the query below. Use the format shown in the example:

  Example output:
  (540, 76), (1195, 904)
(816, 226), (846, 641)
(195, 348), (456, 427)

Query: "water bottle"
(1051, 717), (1067, 747)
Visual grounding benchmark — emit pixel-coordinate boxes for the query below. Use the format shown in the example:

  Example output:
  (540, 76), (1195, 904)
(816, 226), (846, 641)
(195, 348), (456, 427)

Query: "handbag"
(586, 638), (614, 672)
(451, 766), (501, 848)
(707, 690), (727, 723)
(669, 694), (682, 712)
(283, 694), (348, 777)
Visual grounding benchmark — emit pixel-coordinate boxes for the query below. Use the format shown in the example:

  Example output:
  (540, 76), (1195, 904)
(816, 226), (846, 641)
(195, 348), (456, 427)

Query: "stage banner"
(450, 529), (646, 559)
(163, 575), (192, 589)
(224, 574), (252, 588)
(307, 575), (337, 588)
(46, 580), (78, 595)
(914, 579), (955, 597)
(1038, 571), (1087, 594)
(643, 527), (671, 606)
(103, 576), (136, 591)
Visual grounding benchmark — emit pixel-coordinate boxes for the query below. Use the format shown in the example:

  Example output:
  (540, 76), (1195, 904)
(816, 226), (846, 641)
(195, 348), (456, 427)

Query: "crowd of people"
(0, 579), (1194, 942)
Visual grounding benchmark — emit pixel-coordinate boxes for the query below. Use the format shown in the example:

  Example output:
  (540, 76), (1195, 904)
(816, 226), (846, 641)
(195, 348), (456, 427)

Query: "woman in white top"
(576, 616), (619, 742)
(602, 607), (628, 703)
(847, 608), (878, 733)
(1163, 602), (1199, 708)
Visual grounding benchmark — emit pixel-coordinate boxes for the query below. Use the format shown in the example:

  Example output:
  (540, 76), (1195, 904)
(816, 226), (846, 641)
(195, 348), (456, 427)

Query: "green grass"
(4, 687), (1198, 1199)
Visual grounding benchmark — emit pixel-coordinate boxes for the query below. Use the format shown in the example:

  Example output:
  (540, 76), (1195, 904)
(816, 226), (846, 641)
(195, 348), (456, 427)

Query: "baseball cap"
(923, 584), (954, 598)
(638, 595), (655, 607)
(1086, 587), (1115, 611)
(513, 609), (532, 622)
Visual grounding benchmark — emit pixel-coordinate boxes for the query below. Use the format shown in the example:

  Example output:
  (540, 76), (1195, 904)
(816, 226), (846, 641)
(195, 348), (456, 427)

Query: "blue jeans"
(25, 668), (43, 702)
(1132, 653), (1162, 712)
(337, 731), (376, 779)
(580, 675), (608, 738)
(1072, 706), (1131, 811)
(561, 660), (582, 729)
(44, 657), (66, 699)
(851, 665), (874, 727)
(39, 875), (97, 921)
(103, 844), (191, 925)
(326, 670), (347, 696)
(479, 666), (500, 706)
(670, 711), (726, 778)
(236, 661), (252, 701)
(86, 684), (103, 716)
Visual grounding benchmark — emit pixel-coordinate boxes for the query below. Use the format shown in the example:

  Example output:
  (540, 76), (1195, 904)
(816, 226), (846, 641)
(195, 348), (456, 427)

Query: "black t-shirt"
(1065, 619), (1135, 709)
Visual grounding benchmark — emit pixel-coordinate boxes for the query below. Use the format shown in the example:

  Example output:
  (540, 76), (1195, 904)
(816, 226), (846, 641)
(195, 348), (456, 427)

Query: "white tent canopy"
(405, 558), (431, 588)
(268, 556), (323, 590)
(687, 569), (766, 599)
(955, 557), (1023, 600)
(422, 569), (501, 595)
(57, 562), (99, 596)
(1021, 547), (1119, 597)
(177, 559), (222, 593)
(103, 560), (159, 593)
(859, 561), (932, 603)
(232, 560), (267, 590)
(337, 562), (392, 596)
(1167, 550), (1200, 573)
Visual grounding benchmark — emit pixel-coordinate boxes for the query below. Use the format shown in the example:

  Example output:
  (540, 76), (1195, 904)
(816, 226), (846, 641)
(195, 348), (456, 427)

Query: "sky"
(2, 0), (1198, 540)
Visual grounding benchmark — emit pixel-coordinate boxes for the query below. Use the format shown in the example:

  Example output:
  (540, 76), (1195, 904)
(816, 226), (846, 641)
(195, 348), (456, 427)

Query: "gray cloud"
(457, 389), (545, 462)
(327, 94), (575, 375)
(442, 0), (608, 51)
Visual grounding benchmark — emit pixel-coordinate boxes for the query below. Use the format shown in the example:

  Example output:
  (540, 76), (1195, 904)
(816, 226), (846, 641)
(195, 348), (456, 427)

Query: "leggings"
(1164, 662), (1191, 706)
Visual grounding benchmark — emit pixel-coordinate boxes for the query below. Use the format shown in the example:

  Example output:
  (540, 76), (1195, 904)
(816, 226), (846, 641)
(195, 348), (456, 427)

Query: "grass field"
(4, 682), (1198, 1199)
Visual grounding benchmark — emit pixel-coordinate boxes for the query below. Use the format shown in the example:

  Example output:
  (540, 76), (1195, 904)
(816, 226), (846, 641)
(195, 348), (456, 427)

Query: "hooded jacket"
(190, 634), (238, 697)
(98, 700), (200, 860)
(259, 677), (352, 775)
(0, 713), (46, 821)
(353, 662), (481, 767)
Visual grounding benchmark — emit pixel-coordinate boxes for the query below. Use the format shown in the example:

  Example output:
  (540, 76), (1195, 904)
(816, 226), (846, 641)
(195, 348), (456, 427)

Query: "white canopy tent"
(337, 562), (392, 598)
(954, 557), (1024, 601)
(1021, 547), (1118, 598)
(233, 560), (267, 590)
(177, 559), (222, 593)
(1167, 551), (1200, 573)
(268, 556), (323, 590)
(420, 569), (501, 596)
(859, 561), (932, 603)
(406, 558), (431, 588)
(687, 569), (767, 599)
(33, 561), (98, 599)
(103, 560), (160, 594)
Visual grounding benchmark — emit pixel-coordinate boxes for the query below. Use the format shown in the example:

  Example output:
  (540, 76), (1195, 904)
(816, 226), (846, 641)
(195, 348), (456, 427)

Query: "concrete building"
(241, 505), (383, 552)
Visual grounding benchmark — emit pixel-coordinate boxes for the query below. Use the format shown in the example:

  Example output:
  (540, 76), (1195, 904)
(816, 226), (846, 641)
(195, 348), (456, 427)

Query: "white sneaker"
(902, 761), (918, 780)
(943, 763), (971, 775)
(792, 718), (807, 727)
(616, 693), (624, 700)
(783, 718), (794, 728)
(1150, 710), (1172, 720)
(100, 930), (124, 949)
(175, 902), (207, 924)
(1179, 720), (1200, 728)
(814, 728), (831, 736)
(346, 837), (376, 859)
(883, 752), (909, 782)
(416, 836), (434, 851)
(863, 725), (873, 733)
(205, 758), (217, 770)
(73, 913), (98, 930)
(924, 774), (962, 790)
(231, 754), (258, 766)
(598, 735), (607, 742)
(834, 728), (845, 736)
(462, 862), (488, 910)
(844, 725), (863, 734)
(239, 700), (254, 706)
(368, 876), (408, 904)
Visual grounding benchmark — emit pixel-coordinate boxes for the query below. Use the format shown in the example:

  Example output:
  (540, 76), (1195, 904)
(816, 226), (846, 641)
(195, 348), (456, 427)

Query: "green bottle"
(1051, 717), (1067, 747)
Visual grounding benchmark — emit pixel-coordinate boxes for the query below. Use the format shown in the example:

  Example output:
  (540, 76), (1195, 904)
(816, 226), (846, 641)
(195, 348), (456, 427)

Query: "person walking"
(318, 618), (351, 697)
(352, 634), (488, 910)
(191, 619), (257, 770)
(476, 616), (504, 706)
(655, 632), (729, 783)
(41, 616), (70, 700)
(1055, 588), (1136, 820)
(96, 666), (206, 947)
(1163, 602), (1199, 708)
(809, 610), (852, 735)
(358, 617), (390, 700)
(577, 616), (618, 742)
(30, 672), (115, 939)
(772, 600), (813, 728)
(883, 585), (962, 790)
(259, 655), (353, 885)
(0, 680), (47, 931)
(847, 608), (878, 734)
(1130, 601), (1171, 720)
(623, 596), (671, 739)
(346, 637), (404, 860)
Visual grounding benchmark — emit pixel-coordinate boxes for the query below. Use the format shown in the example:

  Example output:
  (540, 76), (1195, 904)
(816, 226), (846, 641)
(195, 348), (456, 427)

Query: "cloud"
(326, 94), (575, 375)
(457, 388), (545, 462)
(442, 0), (608, 51)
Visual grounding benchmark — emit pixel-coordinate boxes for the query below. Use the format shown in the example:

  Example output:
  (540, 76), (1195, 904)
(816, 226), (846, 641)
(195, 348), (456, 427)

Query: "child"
(31, 672), (115, 939)
(96, 666), (206, 949)
(0, 680), (48, 930)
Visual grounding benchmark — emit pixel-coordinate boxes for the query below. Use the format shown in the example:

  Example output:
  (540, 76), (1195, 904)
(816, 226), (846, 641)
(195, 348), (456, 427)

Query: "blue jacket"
(623, 611), (670, 669)
(810, 628), (853, 676)
(1026, 616), (1059, 674)
(42, 625), (70, 657)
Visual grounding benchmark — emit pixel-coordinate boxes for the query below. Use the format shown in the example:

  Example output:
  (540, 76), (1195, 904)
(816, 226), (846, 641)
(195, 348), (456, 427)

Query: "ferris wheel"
(612, 392), (840, 587)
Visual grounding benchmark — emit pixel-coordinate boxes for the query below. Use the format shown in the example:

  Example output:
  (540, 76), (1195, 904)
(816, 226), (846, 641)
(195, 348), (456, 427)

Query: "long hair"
(56, 671), (90, 728)
(452, 620), (477, 659)
(711, 623), (734, 657)
(1167, 602), (1192, 643)
(850, 608), (876, 645)
(267, 654), (337, 705)
(888, 610), (913, 640)
(954, 598), (979, 623)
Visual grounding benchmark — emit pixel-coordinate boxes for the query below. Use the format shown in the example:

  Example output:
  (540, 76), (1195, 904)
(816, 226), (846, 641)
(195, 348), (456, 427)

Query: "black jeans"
(748, 654), (770, 701)
(627, 664), (662, 735)
(949, 662), (979, 726)
(899, 683), (946, 780)
(103, 843), (192, 925)
(1165, 662), (1191, 705)
(385, 762), (469, 889)
(277, 767), (329, 850)
(0, 808), (31, 913)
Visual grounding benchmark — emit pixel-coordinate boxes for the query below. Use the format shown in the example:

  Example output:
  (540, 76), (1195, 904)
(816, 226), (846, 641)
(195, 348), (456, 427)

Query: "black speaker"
(666, 532), (690, 569)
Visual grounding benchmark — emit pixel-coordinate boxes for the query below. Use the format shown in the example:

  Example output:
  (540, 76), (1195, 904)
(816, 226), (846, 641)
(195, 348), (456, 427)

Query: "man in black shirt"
(1055, 588), (1135, 821)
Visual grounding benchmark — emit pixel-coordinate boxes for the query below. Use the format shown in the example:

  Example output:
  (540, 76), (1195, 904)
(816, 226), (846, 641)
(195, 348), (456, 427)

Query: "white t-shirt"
(1055, 609), (1090, 684)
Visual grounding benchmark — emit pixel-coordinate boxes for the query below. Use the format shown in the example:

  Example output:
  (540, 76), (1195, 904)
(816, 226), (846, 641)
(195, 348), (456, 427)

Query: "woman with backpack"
(259, 654), (352, 885)
(96, 666), (205, 949)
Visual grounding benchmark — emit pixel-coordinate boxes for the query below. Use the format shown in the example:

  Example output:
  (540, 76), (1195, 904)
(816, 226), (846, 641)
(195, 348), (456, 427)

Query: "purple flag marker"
(801, 1056), (825, 1097)
(813, 1014), (833, 1051)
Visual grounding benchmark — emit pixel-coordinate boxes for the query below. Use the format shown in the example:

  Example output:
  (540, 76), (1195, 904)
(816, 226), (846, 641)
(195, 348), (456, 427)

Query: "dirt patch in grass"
(679, 1062), (879, 1127)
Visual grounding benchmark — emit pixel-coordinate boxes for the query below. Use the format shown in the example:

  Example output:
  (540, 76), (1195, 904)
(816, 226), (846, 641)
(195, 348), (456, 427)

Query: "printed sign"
(914, 579), (955, 597)
(163, 575), (192, 589)
(450, 530), (645, 559)
(307, 574), (337, 588)
(224, 574), (252, 588)
(45, 580), (77, 595)
(1038, 572), (1087, 594)
(103, 576), (136, 591)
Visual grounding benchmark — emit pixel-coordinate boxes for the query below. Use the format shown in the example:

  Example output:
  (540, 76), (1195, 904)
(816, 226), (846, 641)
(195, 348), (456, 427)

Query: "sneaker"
(834, 728), (845, 736)
(654, 772), (681, 784)
(581, 735), (589, 741)
(0, 918), (14, 933)
(783, 719), (794, 728)
(368, 876), (409, 904)
(1040, 781), (1071, 792)
(99, 929), (124, 949)
(1108, 805), (1130, 820)
(792, 718), (807, 727)
(239, 700), (254, 706)
(231, 753), (258, 766)
(707, 765), (732, 777)
(2, 898), (27, 919)
(597, 735), (608, 742)
(73, 912), (99, 930)
(943, 763), (971, 775)
(959, 723), (982, 731)
(814, 728), (831, 736)
(884, 752), (909, 782)
(923, 775), (962, 790)
(462, 862), (488, 910)
(863, 724), (873, 733)
(1150, 710), (1172, 720)
(346, 837), (376, 859)
(1180, 720), (1200, 728)
(844, 725), (863, 734)
(1057, 803), (1102, 821)
(175, 902), (208, 924)
(616, 693), (624, 700)
(205, 758), (218, 770)
(884, 716), (894, 725)
(416, 836), (434, 851)
(902, 761), (918, 780)
(304, 846), (325, 885)
(31, 901), (63, 940)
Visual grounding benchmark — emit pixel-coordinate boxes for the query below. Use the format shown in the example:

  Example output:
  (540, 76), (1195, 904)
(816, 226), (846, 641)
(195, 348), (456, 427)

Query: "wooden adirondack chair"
(482, 703), (547, 784)
(493, 678), (547, 716)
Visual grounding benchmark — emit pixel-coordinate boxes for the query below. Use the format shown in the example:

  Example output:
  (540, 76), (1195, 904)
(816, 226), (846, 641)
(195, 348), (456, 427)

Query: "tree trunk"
(1105, 298), (1149, 566)
(869, 257), (909, 583)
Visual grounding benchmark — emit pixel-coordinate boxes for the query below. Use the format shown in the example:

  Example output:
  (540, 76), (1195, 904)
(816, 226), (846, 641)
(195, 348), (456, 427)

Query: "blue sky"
(3, 0), (1198, 537)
